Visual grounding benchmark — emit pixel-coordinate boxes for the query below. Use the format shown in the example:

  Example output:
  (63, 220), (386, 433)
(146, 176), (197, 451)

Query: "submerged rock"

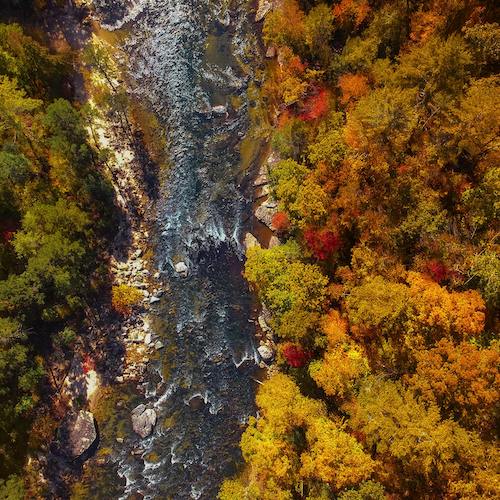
(59, 410), (98, 459)
(131, 405), (157, 438)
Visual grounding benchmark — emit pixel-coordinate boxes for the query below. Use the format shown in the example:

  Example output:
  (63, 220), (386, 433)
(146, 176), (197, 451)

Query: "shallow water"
(91, 0), (264, 498)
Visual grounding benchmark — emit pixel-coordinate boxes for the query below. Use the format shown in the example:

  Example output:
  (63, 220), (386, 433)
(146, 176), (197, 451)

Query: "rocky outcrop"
(255, 198), (278, 230)
(269, 235), (281, 248)
(131, 404), (157, 438)
(255, 0), (273, 21)
(58, 410), (98, 459)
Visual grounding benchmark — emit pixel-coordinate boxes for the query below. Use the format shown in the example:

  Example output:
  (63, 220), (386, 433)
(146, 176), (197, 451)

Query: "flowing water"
(91, 0), (264, 498)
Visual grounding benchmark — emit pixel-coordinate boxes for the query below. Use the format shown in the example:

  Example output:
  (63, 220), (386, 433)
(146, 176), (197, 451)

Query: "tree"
(338, 73), (370, 107)
(0, 23), (67, 99)
(349, 377), (486, 492)
(245, 242), (329, 329)
(345, 86), (418, 155)
(300, 417), (375, 491)
(304, 4), (334, 64)
(407, 339), (499, 434)
(263, 0), (305, 53)
(338, 481), (386, 500)
(111, 284), (143, 315)
(346, 276), (408, 338)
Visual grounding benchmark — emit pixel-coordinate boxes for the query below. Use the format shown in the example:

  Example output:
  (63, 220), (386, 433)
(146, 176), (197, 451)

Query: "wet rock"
(131, 405), (157, 438)
(244, 232), (261, 253)
(174, 261), (188, 277)
(58, 410), (98, 459)
(256, 0), (273, 21)
(257, 344), (274, 361)
(211, 105), (227, 116)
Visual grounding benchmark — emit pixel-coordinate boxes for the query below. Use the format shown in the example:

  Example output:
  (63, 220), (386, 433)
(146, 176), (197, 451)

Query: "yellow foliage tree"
(111, 284), (143, 315)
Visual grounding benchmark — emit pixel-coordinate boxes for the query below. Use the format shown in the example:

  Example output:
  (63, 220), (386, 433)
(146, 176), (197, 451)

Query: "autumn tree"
(407, 339), (499, 435)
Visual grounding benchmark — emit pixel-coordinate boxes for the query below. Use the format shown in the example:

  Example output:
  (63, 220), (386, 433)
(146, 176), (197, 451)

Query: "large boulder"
(131, 404), (157, 438)
(59, 410), (98, 459)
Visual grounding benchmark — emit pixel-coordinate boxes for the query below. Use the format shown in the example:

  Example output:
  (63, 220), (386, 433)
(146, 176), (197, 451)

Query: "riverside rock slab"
(256, 0), (273, 21)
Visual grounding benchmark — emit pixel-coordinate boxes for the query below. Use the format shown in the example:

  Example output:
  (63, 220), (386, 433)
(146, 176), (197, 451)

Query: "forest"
(0, 9), (119, 496)
(220, 0), (499, 499)
(0, 0), (498, 498)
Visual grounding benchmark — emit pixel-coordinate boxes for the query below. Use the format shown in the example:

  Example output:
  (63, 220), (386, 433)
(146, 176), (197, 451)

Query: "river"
(91, 0), (264, 498)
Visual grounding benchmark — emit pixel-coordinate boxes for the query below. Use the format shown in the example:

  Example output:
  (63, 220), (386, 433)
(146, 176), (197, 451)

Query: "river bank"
(20, 0), (283, 497)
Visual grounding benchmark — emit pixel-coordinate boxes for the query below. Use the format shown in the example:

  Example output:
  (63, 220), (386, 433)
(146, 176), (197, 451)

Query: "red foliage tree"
(304, 228), (341, 260)
(282, 343), (312, 368)
(272, 211), (290, 233)
(424, 259), (449, 283)
(299, 88), (329, 121)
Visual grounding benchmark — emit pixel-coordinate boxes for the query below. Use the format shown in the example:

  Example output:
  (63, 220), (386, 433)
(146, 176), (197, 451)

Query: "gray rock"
(174, 261), (188, 277)
(265, 45), (277, 58)
(255, 198), (278, 230)
(149, 296), (160, 304)
(131, 404), (146, 416)
(59, 410), (98, 459)
(244, 232), (261, 253)
(132, 407), (157, 438)
(257, 344), (274, 361)
(258, 313), (272, 333)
